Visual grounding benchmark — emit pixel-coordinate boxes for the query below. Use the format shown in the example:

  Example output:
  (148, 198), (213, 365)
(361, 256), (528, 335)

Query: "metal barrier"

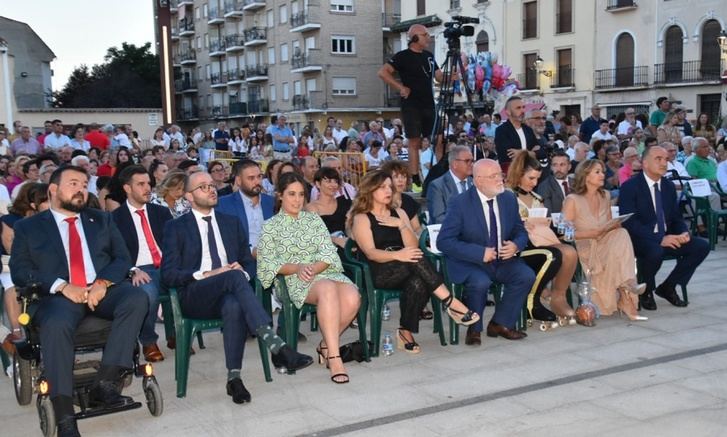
(313, 151), (367, 188)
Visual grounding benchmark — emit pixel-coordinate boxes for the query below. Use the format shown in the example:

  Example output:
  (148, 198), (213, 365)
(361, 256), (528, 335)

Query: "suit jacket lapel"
(81, 212), (100, 272)
(41, 211), (67, 266)
(234, 194), (249, 236)
(217, 215), (237, 262)
(183, 213), (203, 269)
(469, 189), (488, 243)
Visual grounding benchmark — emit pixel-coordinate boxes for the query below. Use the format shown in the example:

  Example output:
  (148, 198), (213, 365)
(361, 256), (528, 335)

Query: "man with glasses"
(44, 119), (72, 150)
(378, 23), (445, 186)
(161, 171), (313, 404)
(617, 108), (643, 137)
(427, 145), (473, 224)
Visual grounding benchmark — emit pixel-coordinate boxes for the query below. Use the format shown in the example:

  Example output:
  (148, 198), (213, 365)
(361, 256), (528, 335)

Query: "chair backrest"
(168, 288), (185, 324)
(342, 239), (374, 293)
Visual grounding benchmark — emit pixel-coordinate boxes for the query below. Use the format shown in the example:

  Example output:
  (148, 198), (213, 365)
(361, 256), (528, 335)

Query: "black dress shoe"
(464, 326), (481, 346)
(226, 378), (251, 404)
(57, 416), (81, 437)
(639, 291), (657, 311)
(486, 321), (527, 340)
(89, 380), (133, 408)
(655, 283), (687, 307)
(272, 345), (314, 372)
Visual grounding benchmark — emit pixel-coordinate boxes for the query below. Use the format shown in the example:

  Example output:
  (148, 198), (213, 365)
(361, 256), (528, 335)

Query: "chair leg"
(310, 312), (318, 332)
(369, 292), (383, 358)
(357, 294), (370, 361)
(175, 324), (193, 398)
(450, 284), (462, 345)
(196, 331), (205, 349)
(160, 300), (175, 342)
(430, 295), (447, 346)
(257, 336), (273, 382)
(283, 303), (301, 374)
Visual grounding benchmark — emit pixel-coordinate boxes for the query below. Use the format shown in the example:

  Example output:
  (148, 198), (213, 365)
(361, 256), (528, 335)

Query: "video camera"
(443, 16), (479, 41)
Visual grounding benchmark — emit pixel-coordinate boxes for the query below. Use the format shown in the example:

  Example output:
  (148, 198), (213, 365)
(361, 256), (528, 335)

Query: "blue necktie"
(654, 182), (666, 235)
(487, 199), (499, 251)
(202, 216), (222, 269)
(460, 180), (467, 193)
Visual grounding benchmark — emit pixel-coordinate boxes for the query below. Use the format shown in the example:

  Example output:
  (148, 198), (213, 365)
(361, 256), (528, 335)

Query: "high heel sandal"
(550, 294), (577, 326)
(441, 294), (480, 326)
(618, 289), (648, 321)
(325, 355), (350, 384)
(619, 280), (647, 296)
(397, 329), (421, 354)
(316, 341), (328, 366)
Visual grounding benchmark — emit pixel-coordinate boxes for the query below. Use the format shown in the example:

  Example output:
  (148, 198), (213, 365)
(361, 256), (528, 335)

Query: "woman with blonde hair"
(656, 111), (682, 145)
(150, 169), (191, 218)
(562, 159), (647, 321)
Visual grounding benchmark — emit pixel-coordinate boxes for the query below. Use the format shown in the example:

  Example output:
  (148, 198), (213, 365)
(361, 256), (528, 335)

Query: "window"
(523, 1), (537, 39)
(332, 77), (356, 95)
(269, 84), (277, 102)
(476, 30), (489, 52)
(615, 32), (635, 87)
(450, 0), (461, 9)
(294, 80), (302, 95)
(266, 9), (274, 28)
(556, 48), (573, 87)
(196, 36), (201, 50)
(195, 7), (200, 20)
(416, 0), (425, 15)
(700, 20), (721, 80)
(664, 25), (683, 83)
(197, 66), (202, 81)
(331, 36), (355, 54)
(203, 4), (208, 17)
(305, 36), (316, 51)
(279, 5), (288, 24)
(204, 33), (209, 49)
(556, 0), (572, 34)
(281, 43), (289, 62)
(523, 53), (538, 89)
(268, 47), (276, 65)
(282, 82), (290, 100)
(306, 78), (316, 93)
(207, 94), (212, 109)
(205, 64), (211, 80)
(699, 94), (721, 126)
(330, 0), (354, 12)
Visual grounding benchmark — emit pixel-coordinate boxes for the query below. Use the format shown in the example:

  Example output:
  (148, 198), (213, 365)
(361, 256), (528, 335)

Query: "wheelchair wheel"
(144, 377), (164, 417)
(13, 352), (33, 405)
(38, 396), (56, 437)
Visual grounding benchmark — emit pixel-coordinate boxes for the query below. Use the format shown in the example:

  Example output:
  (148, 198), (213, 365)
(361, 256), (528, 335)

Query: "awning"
(390, 15), (442, 33)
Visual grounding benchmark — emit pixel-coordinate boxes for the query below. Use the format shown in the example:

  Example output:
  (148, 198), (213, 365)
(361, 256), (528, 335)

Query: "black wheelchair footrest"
(75, 401), (142, 420)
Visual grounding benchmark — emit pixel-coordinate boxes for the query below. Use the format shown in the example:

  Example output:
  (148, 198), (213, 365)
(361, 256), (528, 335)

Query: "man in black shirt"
(378, 24), (446, 186)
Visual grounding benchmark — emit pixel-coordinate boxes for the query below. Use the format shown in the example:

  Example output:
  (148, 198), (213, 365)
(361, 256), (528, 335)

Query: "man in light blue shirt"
(43, 119), (72, 150)
(269, 113), (294, 159)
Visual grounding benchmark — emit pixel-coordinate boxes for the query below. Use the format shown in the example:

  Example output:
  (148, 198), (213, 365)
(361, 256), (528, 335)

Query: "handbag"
(339, 340), (374, 363)
(528, 224), (561, 247)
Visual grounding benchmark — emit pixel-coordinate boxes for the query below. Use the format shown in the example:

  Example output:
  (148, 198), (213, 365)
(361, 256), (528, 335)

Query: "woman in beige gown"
(562, 159), (647, 321)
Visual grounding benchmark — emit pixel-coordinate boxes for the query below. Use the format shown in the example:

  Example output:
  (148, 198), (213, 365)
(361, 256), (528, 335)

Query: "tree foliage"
(52, 42), (161, 108)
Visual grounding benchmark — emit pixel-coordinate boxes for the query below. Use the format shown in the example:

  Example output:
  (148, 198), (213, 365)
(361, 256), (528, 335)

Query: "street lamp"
(532, 56), (553, 77)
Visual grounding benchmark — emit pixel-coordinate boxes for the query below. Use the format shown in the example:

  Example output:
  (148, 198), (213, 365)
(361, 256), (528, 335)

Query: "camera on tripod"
(443, 16), (480, 44)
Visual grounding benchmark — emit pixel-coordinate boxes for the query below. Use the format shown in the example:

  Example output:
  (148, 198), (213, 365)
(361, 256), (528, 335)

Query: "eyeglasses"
(626, 112), (635, 115)
(455, 158), (474, 164)
(481, 173), (505, 180)
(209, 167), (225, 173)
(189, 183), (216, 193)
(529, 116), (546, 120)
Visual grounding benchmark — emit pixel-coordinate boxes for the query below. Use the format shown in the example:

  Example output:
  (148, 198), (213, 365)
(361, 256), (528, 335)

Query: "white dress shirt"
(191, 209), (229, 280)
(127, 201), (162, 266)
(50, 208), (97, 292)
(43, 133), (72, 150)
(240, 192), (264, 249)
(449, 170), (468, 194)
(476, 189), (502, 251)
(643, 173), (661, 233)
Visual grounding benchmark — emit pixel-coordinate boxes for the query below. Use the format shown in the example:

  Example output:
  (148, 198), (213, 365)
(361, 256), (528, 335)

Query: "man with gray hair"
(310, 156), (357, 201)
(270, 113), (294, 160)
(71, 155), (99, 195)
(427, 145), (474, 224)
(570, 142), (590, 173)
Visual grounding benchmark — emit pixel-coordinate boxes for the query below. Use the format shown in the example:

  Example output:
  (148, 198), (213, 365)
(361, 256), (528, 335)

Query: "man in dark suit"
(426, 145), (473, 224)
(11, 166), (147, 437)
(161, 171), (312, 404)
(494, 96), (542, 171)
(111, 165), (173, 362)
(437, 159), (534, 345)
(619, 146), (709, 310)
(536, 151), (572, 213)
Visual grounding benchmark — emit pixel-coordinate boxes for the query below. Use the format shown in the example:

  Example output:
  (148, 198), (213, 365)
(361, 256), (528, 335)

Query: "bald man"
(378, 23), (444, 186)
(437, 159), (533, 345)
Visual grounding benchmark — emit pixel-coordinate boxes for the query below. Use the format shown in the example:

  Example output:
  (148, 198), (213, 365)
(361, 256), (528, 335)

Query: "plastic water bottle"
(382, 333), (394, 356)
(564, 221), (575, 242)
(557, 220), (566, 236)
(382, 304), (391, 321)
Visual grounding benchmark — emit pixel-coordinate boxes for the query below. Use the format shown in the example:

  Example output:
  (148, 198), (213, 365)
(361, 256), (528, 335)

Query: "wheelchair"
(10, 283), (163, 437)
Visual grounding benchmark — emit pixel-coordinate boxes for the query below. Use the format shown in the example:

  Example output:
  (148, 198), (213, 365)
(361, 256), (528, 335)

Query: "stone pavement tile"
(509, 376), (622, 412)
(673, 350), (727, 373)
(573, 337), (675, 367)
(591, 362), (696, 391)
(589, 383), (723, 421)
(672, 371), (727, 401)
(598, 405), (727, 437)
(643, 325), (725, 350)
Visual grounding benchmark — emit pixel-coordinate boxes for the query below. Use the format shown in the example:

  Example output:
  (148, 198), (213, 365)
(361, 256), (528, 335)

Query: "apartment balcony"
(244, 27), (267, 46)
(174, 75), (198, 93)
(606, 0), (638, 11)
(654, 60), (723, 85)
(242, 0), (266, 12)
(292, 94), (310, 111)
(177, 106), (199, 121)
(179, 18), (195, 37)
(226, 68), (246, 85)
(224, 0), (244, 18)
(550, 68), (575, 89)
(594, 66), (649, 90)
(229, 101), (248, 116)
(179, 50), (196, 65)
(382, 13), (401, 30)
(225, 34), (245, 52)
(171, 26), (179, 40)
(177, 0), (194, 7)
(169, 0), (178, 13)
(209, 39), (227, 57)
(290, 8), (321, 33)
(210, 72), (228, 88)
(172, 56), (181, 67)
(208, 7), (225, 25)
(290, 49), (323, 73)
(247, 99), (270, 113)
(211, 106), (230, 118)
(245, 64), (269, 81)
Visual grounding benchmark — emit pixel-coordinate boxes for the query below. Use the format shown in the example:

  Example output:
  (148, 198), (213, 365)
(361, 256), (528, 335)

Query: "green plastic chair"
(0, 285), (10, 372)
(636, 257), (689, 305)
(272, 261), (370, 372)
(158, 290), (205, 350)
(683, 183), (727, 250)
(343, 239), (446, 357)
(168, 287), (272, 398)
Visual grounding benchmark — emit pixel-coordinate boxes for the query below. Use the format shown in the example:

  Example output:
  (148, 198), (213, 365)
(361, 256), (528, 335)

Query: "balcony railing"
(247, 99), (270, 113)
(290, 10), (321, 31)
(179, 18), (195, 34)
(229, 102), (248, 115)
(243, 0), (266, 11)
(209, 39), (226, 54)
(174, 75), (198, 92)
(381, 13), (401, 29)
(606, 0), (637, 10)
(244, 27), (267, 44)
(225, 34), (245, 50)
(594, 66), (649, 89)
(522, 18), (537, 39)
(555, 12), (572, 34)
(291, 50), (322, 71)
(224, 0), (243, 15)
(654, 60), (722, 85)
(177, 106), (199, 121)
(246, 64), (269, 79)
(179, 50), (196, 63)
(551, 68), (575, 88)
(292, 95), (309, 110)
(208, 7), (224, 23)
(211, 106), (229, 118)
(227, 68), (246, 82)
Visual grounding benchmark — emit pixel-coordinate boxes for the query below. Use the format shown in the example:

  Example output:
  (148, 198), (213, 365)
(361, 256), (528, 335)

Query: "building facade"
(166, 0), (402, 132)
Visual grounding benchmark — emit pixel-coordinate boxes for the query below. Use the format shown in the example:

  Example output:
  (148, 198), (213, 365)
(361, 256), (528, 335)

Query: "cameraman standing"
(378, 24), (444, 187)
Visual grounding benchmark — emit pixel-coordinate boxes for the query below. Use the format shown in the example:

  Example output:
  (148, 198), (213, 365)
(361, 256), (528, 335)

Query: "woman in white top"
(69, 125), (91, 152)
(229, 127), (248, 156)
(150, 127), (166, 148)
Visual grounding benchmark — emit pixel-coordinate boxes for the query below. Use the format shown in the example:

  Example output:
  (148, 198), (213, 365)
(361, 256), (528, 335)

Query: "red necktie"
(135, 209), (162, 268)
(65, 217), (86, 286)
(562, 180), (570, 195)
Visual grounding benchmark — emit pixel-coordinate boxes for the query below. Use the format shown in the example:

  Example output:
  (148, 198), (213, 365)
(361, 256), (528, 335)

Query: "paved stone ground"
(2, 240), (726, 437)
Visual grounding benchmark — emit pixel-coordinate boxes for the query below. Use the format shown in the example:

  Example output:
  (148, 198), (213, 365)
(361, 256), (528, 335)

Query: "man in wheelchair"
(10, 165), (148, 437)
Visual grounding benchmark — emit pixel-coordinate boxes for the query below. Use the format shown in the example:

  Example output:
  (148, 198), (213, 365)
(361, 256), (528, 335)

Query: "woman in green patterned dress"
(257, 172), (360, 384)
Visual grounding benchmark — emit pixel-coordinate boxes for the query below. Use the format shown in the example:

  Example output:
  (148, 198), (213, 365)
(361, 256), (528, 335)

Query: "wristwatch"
(128, 267), (139, 279)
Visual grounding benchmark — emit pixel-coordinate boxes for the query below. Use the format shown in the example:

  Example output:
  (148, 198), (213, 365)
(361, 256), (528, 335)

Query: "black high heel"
(397, 329), (421, 354)
(325, 355), (350, 384)
(442, 294), (480, 326)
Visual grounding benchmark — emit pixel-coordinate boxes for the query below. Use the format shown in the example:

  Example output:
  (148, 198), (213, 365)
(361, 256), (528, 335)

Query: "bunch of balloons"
(456, 51), (519, 102)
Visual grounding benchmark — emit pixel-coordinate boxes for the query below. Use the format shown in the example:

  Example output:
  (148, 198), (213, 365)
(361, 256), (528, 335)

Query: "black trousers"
(634, 237), (710, 293)
(521, 245), (563, 296)
(34, 282), (148, 398)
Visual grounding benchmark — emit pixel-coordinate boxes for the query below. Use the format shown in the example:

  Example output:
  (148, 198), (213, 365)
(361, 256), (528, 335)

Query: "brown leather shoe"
(486, 321), (527, 340)
(2, 333), (18, 355)
(464, 326), (481, 346)
(166, 337), (195, 355)
(143, 343), (165, 362)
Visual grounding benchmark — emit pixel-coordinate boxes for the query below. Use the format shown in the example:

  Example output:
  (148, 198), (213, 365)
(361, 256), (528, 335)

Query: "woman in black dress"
(380, 160), (422, 234)
(305, 167), (351, 251)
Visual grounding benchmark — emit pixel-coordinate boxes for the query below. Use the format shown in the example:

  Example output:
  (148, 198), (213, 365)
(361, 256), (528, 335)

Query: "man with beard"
(161, 172), (313, 404)
(494, 96), (539, 173)
(111, 165), (173, 362)
(10, 166), (148, 436)
(536, 151), (572, 213)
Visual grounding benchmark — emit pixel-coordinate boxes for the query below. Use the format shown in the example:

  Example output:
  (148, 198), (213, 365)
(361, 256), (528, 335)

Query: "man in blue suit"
(112, 165), (173, 362)
(215, 159), (274, 257)
(11, 166), (147, 437)
(426, 145), (473, 224)
(438, 159), (534, 345)
(619, 145), (709, 310)
(161, 171), (312, 404)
